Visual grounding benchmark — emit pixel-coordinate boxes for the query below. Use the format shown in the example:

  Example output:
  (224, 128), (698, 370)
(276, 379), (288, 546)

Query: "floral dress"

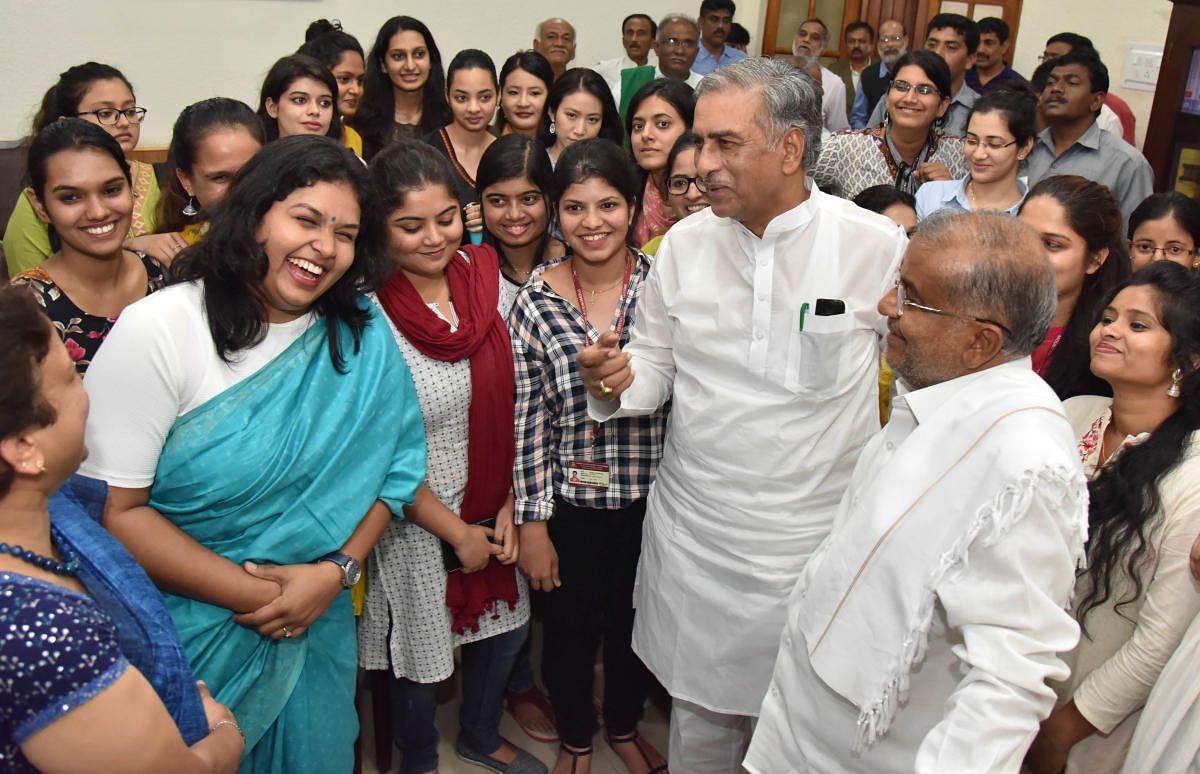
(11, 251), (166, 373)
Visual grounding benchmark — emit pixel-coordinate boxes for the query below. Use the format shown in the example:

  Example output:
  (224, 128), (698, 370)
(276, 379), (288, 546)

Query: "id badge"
(566, 460), (611, 489)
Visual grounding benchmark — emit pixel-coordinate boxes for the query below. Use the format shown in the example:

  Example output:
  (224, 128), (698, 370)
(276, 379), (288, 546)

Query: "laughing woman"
(510, 139), (668, 774)
(78, 135), (427, 773)
(11, 120), (166, 373)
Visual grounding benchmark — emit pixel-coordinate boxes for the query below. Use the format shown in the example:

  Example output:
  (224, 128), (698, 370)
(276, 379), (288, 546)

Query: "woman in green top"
(4, 62), (181, 277)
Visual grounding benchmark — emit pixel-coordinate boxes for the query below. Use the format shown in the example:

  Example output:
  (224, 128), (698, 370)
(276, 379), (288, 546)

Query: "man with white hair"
(745, 212), (1088, 773)
(577, 57), (906, 773)
(851, 18), (907, 128)
(533, 18), (575, 80)
(792, 18), (849, 132)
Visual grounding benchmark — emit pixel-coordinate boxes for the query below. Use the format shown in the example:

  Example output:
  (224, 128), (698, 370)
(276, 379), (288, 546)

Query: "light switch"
(1122, 43), (1163, 92)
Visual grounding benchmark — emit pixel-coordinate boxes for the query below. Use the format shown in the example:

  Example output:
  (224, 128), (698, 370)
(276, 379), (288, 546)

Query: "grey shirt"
(1025, 121), (1154, 223)
(867, 81), (978, 137)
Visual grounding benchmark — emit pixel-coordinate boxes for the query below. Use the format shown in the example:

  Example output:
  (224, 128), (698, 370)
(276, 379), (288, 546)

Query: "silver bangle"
(210, 719), (245, 745)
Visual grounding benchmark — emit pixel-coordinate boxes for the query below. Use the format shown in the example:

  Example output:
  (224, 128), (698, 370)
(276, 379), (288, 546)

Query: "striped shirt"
(510, 252), (667, 523)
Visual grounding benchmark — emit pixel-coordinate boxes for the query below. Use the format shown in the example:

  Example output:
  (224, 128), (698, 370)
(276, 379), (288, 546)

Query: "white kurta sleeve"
(587, 246), (676, 422)
(1074, 505), (1200, 733)
(915, 478), (1083, 773)
(80, 298), (187, 488)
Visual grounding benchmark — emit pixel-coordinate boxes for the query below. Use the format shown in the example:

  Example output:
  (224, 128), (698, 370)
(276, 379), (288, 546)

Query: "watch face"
(346, 559), (362, 588)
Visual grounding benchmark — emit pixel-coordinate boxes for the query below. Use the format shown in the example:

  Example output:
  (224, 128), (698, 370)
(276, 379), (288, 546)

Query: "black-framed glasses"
(894, 280), (1013, 338)
(1128, 241), (1196, 260)
(667, 175), (706, 195)
(890, 79), (940, 97)
(963, 137), (1018, 151)
(74, 107), (147, 125)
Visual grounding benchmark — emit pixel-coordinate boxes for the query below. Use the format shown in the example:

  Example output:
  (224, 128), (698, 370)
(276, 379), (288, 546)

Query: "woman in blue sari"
(80, 135), (427, 773)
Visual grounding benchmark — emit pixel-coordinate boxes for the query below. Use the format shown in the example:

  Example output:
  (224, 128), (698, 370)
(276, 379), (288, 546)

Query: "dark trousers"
(539, 496), (649, 749)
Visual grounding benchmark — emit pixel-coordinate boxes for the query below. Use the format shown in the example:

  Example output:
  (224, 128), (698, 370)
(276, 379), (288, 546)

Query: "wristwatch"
(316, 551), (362, 588)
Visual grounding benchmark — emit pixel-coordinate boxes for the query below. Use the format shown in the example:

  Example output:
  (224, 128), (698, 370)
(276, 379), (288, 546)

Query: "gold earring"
(36, 459), (46, 473)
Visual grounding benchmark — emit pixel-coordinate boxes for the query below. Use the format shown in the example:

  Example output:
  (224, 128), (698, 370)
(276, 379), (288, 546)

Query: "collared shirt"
(867, 80), (979, 136)
(745, 359), (1087, 773)
(589, 183), (906, 714)
(819, 65), (850, 132)
(965, 63), (1028, 94)
(511, 252), (666, 523)
(851, 61), (890, 129)
(1026, 120), (1154, 222)
(691, 42), (748, 75)
(914, 176), (1028, 220)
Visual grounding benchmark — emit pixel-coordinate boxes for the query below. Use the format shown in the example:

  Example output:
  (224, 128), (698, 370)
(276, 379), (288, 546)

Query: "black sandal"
(560, 744), (592, 774)
(607, 731), (668, 774)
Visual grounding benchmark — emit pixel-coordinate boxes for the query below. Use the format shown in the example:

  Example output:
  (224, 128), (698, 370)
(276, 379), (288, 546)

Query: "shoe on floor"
(454, 737), (548, 774)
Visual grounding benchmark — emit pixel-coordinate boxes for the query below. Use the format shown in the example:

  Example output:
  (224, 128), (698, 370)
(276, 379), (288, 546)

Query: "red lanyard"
(571, 253), (633, 347)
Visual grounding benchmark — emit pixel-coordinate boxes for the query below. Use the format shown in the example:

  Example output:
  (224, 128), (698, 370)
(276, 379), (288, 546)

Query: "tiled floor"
(358, 677), (671, 774)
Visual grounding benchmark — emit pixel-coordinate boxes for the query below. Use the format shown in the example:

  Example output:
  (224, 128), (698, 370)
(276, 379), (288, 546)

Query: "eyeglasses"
(880, 34), (905, 44)
(894, 280), (1013, 338)
(662, 37), (698, 50)
(890, 79), (940, 97)
(667, 175), (706, 195)
(73, 107), (147, 125)
(1128, 241), (1196, 260)
(963, 137), (1018, 151)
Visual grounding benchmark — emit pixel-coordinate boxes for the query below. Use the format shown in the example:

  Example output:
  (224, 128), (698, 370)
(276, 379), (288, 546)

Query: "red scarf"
(376, 244), (518, 633)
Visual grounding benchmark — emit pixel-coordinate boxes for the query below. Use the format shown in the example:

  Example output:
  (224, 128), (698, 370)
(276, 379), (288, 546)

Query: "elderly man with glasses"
(745, 211), (1088, 773)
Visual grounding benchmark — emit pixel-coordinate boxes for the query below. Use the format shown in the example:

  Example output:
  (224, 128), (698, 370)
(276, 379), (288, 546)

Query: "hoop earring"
(1168, 368), (1182, 398)
(549, 119), (556, 136)
(182, 196), (199, 217)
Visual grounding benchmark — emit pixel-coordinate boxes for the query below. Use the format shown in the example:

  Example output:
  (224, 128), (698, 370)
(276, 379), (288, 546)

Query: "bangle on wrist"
(210, 719), (245, 746)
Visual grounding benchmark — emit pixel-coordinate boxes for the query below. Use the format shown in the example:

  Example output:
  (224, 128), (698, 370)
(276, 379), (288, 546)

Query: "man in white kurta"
(578, 58), (906, 772)
(744, 212), (1090, 773)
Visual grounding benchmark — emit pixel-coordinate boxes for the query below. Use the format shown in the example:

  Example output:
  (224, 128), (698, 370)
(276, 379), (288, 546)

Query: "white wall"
(1011, 0), (1172, 149)
(3, 0), (767, 146)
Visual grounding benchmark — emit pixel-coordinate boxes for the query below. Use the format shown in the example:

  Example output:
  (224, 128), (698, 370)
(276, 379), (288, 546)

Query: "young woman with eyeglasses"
(914, 88), (1037, 221)
(813, 50), (967, 200)
(642, 131), (708, 256)
(1127, 193), (1200, 272)
(5, 62), (171, 277)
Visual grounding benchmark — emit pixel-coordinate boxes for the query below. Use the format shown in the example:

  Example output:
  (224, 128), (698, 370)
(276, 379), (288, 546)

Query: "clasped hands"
(231, 559), (345, 640)
(450, 498), (519, 573)
(577, 330), (634, 401)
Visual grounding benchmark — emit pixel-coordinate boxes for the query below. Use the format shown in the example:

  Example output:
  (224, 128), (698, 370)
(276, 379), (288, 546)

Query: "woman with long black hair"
(1025, 261), (1200, 774)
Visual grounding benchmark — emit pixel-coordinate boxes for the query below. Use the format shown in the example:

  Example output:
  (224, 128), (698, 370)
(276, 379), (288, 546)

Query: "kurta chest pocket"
(785, 309), (855, 395)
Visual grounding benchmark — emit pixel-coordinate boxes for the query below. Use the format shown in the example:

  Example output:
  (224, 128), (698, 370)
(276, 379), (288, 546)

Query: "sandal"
(607, 731), (668, 774)
(505, 685), (559, 743)
(559, 744), (592, 774)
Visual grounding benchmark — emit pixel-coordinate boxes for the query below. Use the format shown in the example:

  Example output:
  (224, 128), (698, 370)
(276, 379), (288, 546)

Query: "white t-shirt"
(80, 281), (315, 488)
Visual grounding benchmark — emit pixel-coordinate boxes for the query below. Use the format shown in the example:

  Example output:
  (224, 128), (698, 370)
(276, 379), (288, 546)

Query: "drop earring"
(182, 196), (199, 217)
(549, 119), (556, 135)
(1168, 368), (1182, 398)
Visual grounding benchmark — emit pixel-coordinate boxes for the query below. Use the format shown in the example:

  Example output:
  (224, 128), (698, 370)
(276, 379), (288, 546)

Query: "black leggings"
(538, 496), (650, 749)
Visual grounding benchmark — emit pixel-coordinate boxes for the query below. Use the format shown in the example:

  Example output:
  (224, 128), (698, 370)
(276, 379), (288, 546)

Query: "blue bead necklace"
(0, 535), (80, 576)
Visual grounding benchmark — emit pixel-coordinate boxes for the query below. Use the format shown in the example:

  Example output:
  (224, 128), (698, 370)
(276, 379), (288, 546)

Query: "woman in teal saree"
(80, 135), (426, 774)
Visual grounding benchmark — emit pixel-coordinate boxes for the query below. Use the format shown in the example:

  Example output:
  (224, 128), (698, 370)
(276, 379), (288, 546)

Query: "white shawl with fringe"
(794, 360), (1090, 751)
